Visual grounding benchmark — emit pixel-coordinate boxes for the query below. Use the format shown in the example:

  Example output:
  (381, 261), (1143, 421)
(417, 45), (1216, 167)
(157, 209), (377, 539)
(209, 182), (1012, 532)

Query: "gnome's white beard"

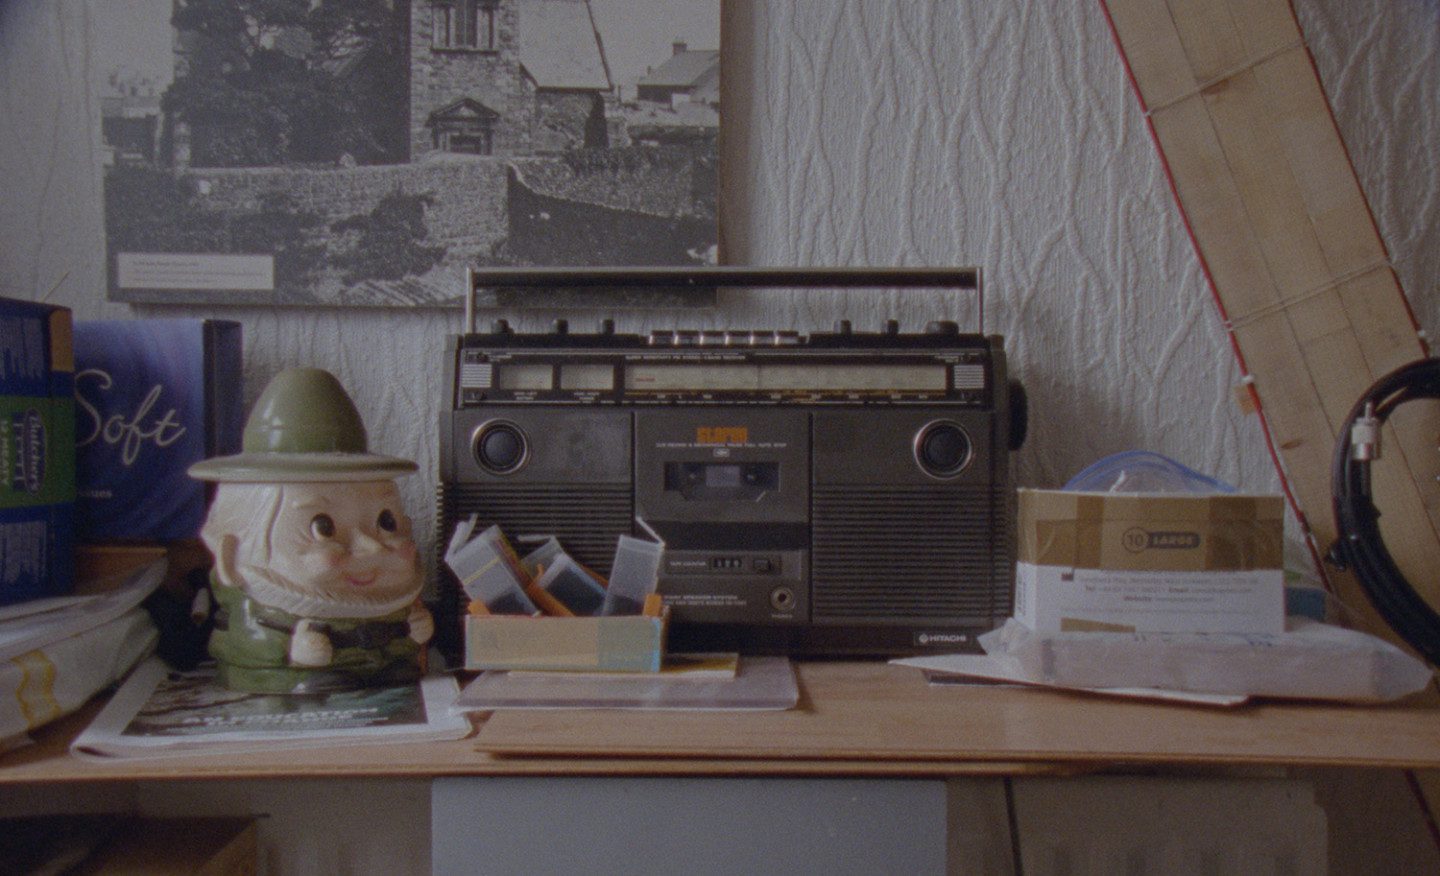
(236, 563), (420, 620)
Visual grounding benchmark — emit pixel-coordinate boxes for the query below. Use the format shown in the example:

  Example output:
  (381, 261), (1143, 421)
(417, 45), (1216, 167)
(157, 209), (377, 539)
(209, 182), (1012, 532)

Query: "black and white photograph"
(93, 0), (721, 307)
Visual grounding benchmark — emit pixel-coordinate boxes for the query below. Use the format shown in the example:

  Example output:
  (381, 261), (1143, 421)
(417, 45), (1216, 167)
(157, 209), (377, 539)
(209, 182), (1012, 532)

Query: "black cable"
(1003, 777), (1026, 876)
(1330, 357), (1440, 666)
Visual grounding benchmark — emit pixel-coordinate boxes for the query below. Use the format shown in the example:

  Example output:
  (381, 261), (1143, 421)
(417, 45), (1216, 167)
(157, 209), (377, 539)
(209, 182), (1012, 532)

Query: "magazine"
(72, 658), (470, 760)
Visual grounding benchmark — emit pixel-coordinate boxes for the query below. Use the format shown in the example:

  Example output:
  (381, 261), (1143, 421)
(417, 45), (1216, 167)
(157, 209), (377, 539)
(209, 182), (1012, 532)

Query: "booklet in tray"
(72, 658), (470, 760)
(453, 654), (798, 712)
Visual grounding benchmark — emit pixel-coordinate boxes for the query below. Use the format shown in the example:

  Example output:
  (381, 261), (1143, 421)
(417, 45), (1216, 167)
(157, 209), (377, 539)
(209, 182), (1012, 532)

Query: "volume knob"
(925, 320), (959, 335)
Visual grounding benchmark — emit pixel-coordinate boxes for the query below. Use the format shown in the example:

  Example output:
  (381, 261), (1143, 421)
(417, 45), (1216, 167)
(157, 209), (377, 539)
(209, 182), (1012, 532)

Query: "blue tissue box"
(0, 298), (76, 604)
(74, 320), (242, 541)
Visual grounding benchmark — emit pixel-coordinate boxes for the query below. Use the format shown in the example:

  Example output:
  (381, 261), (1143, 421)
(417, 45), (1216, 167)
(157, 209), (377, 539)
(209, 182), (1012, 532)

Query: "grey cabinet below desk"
(432, 776), (949, 876)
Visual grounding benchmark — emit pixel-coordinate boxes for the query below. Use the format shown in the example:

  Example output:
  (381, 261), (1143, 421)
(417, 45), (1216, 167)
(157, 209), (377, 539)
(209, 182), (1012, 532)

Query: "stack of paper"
(1, 559), (165, 745)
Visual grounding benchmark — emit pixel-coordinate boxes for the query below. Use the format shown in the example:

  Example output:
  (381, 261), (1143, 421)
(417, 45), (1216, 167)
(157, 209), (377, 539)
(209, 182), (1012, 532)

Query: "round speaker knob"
(473, 421), (528, 474)
(914, 421), (972, 478)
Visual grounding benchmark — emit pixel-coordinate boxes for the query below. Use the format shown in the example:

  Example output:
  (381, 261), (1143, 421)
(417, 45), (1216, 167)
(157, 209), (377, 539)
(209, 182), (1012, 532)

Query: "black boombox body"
(436, 268), (1025, 658)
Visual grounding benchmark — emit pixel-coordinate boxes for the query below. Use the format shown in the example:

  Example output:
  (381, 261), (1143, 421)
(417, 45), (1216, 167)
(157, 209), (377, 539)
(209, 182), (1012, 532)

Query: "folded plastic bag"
(1063, 450), (1236, 494)
(979, 617), (1433, 702)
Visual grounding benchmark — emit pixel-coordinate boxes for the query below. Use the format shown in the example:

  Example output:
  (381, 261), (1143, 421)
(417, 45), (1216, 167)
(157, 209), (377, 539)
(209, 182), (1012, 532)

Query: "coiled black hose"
(1330, 357), (1440, 666)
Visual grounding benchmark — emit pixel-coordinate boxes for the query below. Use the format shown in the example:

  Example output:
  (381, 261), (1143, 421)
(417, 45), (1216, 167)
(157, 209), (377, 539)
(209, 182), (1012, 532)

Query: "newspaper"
(72, 658), (470, 760)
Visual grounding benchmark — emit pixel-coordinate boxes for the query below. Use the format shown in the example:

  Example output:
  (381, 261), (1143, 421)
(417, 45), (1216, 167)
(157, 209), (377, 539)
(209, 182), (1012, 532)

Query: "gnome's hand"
(407, 602), (434, 645)
(290, 619), (334, 667)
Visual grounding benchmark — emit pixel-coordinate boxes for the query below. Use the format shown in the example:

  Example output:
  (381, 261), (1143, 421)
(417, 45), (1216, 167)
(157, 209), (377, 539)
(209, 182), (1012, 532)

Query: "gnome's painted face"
(202, 480), (422, 619)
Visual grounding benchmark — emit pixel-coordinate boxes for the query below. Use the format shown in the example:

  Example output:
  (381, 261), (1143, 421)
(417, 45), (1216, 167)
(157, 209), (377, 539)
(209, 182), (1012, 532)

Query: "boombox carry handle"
(463, 267), (984, 335)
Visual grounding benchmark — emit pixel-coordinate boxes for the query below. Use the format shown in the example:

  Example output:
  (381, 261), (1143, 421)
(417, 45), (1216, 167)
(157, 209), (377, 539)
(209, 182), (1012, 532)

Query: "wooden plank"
(1102, 0), (1440, 656)
(0, 691), (1052, 783)
(1339, 268), (1430, 373)
(1202, 69), (1332, 297)
(1104, 0), (1198, 108)
(1253, 47), (1387, 276)
(477, 662), (1440, 769)
(1166, 0), (1252, 84)
(1222, 0), (1301, 61)
(7, 664), (1440, 781)
(1149, 96), (1279, 319)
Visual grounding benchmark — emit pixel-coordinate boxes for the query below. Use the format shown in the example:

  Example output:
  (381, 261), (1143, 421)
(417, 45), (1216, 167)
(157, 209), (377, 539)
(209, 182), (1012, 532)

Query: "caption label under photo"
(117, 253), (275, 291)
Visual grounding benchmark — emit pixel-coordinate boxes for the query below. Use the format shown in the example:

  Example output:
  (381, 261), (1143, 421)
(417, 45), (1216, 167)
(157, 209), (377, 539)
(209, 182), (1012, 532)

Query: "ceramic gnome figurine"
(188, 368), (433, 694)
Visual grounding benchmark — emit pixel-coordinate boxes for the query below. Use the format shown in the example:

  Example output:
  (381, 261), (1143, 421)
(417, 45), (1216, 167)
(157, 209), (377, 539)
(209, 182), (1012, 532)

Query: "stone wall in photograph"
(181, 159), (510, 261)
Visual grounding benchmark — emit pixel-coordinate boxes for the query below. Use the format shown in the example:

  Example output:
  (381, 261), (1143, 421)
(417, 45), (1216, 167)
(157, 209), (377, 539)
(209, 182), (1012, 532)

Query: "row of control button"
(648, 330), (803, 347)
(487, 319), (617, 335)
(483, 319), (966, 340)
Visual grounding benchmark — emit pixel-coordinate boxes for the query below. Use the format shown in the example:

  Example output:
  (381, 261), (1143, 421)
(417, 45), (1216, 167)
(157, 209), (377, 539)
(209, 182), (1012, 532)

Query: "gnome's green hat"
(188, 368), (417, 483)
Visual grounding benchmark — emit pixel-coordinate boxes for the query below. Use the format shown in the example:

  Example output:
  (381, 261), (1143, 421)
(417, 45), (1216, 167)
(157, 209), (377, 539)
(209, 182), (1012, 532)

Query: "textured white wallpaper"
(1, 0), (1436, 561)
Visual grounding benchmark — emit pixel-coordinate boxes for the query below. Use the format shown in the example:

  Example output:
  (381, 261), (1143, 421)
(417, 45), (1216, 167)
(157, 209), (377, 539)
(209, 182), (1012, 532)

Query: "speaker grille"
(439, 482), (633, 575)
(811, 485), (1012, 622)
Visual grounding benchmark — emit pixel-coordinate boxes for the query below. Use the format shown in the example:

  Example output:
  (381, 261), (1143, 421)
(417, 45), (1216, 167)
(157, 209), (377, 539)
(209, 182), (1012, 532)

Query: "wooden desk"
(4, 660), (1432, 874)
(4, 660), (1439, 783)
(479, 661), (1440, 769)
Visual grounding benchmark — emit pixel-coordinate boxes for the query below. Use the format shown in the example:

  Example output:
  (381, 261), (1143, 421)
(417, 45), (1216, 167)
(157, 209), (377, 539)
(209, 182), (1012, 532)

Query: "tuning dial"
(924, 320), (959, 335)
(473, 420), (528, 475)
(833, 319), (852, 334)
(552, 319), (569, 335)
(598, 319), (615, 335)
(883, 319), (900, 335)
(490, 319), (512, 334)
(914, 420), (972, 478)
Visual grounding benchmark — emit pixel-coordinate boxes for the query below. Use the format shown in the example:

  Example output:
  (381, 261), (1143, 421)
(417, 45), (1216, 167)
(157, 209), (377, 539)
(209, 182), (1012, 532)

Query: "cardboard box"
(73, 319), (243, 541)
(465, 603), (669, 672)
(0, 298), (75, 605)
(1015, 488), (1285, 634)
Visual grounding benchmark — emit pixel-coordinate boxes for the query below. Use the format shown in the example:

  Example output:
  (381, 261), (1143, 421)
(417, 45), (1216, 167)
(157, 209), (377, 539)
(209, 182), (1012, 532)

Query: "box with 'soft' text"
(1014, 489), (1285, 635)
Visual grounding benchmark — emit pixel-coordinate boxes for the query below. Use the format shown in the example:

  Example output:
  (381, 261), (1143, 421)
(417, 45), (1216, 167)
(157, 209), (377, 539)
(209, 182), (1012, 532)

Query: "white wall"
(2, 0), (1436, 557)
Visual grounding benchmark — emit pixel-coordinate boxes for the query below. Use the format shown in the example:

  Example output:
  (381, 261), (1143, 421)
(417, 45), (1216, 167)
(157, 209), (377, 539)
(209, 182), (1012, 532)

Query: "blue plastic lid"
(1062, 450), (1237, 494)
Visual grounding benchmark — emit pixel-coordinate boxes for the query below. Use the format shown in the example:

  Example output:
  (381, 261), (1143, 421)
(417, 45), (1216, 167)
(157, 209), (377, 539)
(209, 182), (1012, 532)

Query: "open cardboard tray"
(464, 595), (668, 672)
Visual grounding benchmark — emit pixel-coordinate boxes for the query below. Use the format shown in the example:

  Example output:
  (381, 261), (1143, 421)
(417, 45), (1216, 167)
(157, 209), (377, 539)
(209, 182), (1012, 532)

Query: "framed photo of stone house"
(93, 0), (721, 307)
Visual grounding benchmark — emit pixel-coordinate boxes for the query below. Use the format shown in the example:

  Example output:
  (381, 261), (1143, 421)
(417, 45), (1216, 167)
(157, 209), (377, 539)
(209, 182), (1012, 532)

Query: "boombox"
(436, 268), (1026, 658)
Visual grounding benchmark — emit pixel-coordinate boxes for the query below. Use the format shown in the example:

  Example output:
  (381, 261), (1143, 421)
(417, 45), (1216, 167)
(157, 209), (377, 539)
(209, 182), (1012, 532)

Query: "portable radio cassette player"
(437, 268), (1027, 657)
